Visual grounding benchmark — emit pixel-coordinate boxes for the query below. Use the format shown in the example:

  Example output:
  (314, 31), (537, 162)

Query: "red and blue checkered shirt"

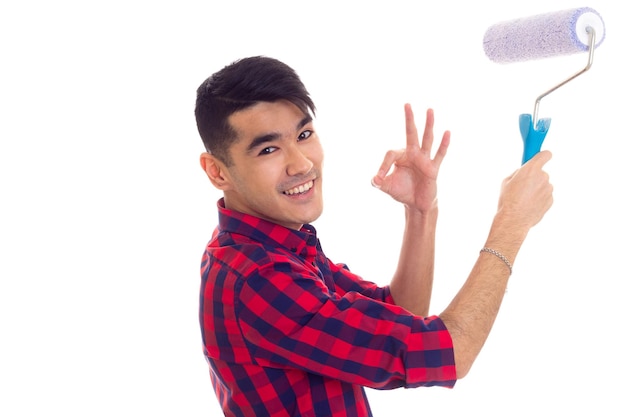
(200, 199), (456, 416)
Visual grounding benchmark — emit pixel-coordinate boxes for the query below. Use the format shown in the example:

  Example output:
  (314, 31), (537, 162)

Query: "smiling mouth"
(283, 180), (314, 195)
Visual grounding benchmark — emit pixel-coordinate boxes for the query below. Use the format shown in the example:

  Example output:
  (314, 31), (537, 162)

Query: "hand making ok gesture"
(371, 104), (451, 214)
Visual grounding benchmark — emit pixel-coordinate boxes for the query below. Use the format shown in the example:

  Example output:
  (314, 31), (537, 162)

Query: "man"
(195, 56), (553, 417)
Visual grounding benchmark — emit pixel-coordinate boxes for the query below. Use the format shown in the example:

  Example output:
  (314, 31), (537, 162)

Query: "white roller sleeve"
(483, 7), (606, 63)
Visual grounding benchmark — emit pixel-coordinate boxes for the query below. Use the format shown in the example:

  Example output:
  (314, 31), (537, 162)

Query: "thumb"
(525, 150), (552, 169)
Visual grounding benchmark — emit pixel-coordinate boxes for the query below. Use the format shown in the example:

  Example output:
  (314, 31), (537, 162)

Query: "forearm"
(389, 204), (438, 316)
(439, 213), (529, 378)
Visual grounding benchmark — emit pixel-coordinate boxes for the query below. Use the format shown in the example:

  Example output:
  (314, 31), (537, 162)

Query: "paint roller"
(483, 7), (606, 164)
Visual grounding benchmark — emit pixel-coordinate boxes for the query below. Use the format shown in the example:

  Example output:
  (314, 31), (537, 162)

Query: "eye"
(298, 130), (312, 141)
(258, 146), (277, 155)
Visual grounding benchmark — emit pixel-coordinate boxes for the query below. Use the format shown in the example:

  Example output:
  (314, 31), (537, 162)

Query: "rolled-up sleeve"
(236, 259), (456, 390)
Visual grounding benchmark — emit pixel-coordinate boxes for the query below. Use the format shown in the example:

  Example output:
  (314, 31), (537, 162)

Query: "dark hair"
(194, 56), (316, 165)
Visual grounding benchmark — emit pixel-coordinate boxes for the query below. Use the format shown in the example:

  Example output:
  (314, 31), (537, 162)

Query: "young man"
(195, 56), (553, 417)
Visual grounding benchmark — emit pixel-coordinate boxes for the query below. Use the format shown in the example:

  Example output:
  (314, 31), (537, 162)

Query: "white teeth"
(284, 180), (313, 195)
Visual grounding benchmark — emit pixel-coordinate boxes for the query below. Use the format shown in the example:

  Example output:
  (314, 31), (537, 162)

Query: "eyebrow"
(246, 114), (313, 153)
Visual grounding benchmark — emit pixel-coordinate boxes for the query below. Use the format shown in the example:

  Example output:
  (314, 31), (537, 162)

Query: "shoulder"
(206, 232), (312, 276)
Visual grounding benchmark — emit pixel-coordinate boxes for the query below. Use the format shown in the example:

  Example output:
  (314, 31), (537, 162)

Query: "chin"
(304, 206), (323, 225)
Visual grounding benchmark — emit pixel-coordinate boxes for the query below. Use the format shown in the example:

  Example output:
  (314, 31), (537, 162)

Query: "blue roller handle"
(519, 114), (551, 164)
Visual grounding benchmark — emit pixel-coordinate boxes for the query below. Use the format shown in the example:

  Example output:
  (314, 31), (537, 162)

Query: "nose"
(285, 145), (314, 177)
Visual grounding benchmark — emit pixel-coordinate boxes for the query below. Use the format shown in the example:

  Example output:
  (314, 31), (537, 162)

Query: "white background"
(1, 1), (623, 415)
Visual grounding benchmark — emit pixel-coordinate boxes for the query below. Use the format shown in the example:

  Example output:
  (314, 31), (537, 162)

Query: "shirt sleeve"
(235, 257), (456, 390)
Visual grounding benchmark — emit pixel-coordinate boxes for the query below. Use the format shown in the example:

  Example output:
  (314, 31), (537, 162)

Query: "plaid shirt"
(200, 199), (456, 417)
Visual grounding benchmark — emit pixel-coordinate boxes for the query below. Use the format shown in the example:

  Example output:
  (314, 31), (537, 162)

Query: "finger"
(421, 108), (435, 153)
(371, 149), (402, 188)
(404, 103), (419, 149)
(432, 130), (451, 167)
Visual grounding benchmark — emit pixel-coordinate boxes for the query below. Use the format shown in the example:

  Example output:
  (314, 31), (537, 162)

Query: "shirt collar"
(216, 198), (318, 257)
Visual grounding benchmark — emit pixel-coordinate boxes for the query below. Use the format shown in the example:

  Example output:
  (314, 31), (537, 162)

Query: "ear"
(199, 152), (233, 191)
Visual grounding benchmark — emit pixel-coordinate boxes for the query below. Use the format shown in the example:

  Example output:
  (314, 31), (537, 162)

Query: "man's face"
(219, 100), (324, 230)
